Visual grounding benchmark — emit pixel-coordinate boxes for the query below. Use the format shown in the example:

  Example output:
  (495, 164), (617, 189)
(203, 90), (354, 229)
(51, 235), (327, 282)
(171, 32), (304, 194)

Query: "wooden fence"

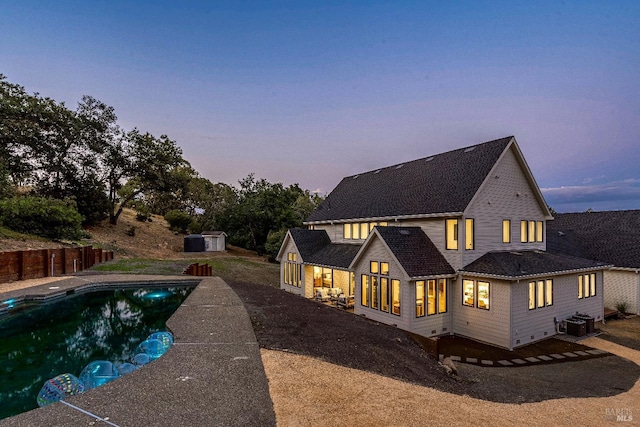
(0, 246), (114, 283)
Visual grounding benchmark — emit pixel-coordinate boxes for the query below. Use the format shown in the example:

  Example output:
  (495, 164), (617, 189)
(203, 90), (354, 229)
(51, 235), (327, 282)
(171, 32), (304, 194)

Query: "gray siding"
(353, 237), (411, 331)
(510, 271), (604, 349)
(464, 146), (547, 266)
(604, 270), (640, 314)
(451, 276), (511, 349)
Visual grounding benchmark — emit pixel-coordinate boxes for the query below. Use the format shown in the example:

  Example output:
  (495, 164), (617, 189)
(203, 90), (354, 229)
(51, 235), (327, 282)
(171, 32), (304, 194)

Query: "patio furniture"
(315, 288), (330, 302)
(337, 294), (355, 309)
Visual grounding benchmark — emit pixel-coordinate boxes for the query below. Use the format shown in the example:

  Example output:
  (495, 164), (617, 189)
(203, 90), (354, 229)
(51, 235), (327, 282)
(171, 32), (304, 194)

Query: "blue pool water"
(0, 285), (194, 420)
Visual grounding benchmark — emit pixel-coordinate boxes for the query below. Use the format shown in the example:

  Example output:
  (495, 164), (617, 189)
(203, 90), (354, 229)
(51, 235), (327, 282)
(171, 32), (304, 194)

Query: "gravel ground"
(228, 280), (640, 404)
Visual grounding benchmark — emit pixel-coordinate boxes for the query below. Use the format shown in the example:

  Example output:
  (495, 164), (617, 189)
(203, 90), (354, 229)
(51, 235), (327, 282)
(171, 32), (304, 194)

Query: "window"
(446, 219), (459, 250)
(503, 220), (511, 243)
(463, 280), (474, 307)
(438, 279), (447, 313)
(391, 279), (400, 315)
(416, 280), (425, 317)
(520, 220), (528, 243)
(380, 262), (389, 275)
(578, 273), (596, 299)
(381, 278), (389, 312)
(416, 279), (446, 317)
(536, 221), (544, 242)
(361, 275), (369, 306)
(463, 279), (489, 310)
(371, 277), (379, 309)
(529, 279), (553, 309)
(344, 224), (351, 239)
(370, 261), (379, 274)
(477, 281), (490, 310)
(521, 220), (544, 243)
(343, 221), (390, 240)
(465, 219), (474, 250)
(284, 252), (301, 287)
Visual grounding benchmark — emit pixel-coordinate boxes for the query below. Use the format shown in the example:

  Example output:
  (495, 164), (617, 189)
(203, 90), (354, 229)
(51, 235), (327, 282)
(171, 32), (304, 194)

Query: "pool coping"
(0, 274), (277, 426)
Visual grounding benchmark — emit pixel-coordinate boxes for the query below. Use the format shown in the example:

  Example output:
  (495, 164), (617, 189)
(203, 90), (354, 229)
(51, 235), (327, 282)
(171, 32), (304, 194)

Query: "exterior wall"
(463, 146), (547, 266)
(396, 218), (462, 272)
(279, 238), (306, 297)
(510, 271), (604, 349)
(409, 280), (452, 337)
(352, 238), (411, 331)
(451, 276), (511, 349)
(604, 270), (640, 314)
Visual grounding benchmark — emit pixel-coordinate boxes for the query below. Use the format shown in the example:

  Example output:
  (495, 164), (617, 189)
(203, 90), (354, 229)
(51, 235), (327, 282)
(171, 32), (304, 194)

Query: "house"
(202, 231), (227, 252)
(276, 136), (609, 350)
(547, 210), (640, 315)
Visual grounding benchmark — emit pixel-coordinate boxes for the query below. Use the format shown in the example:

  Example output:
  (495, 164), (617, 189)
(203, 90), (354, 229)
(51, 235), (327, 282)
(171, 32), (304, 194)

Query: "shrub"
(0, 196), (84, 240)
(615, 301), (629, 314)
(164, 210), (191, 234)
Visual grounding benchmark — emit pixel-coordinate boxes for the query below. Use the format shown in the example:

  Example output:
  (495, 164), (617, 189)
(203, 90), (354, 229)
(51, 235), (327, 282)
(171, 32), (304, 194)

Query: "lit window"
(590, 273), (596, 296)
(578, 275), (583, 299)
(349, 273), (355, 296)
(322, 268), (332, 287)
(520, 220), (528, 243)
(503, 220), (511, 243)
(361, 275), (369, 306)
(416, 281), (425, 317)
(379, 222), (388, 227)
(579, 273), (596, 298)
(463, 280), (474, 307)
(352, 223), (360, 240)
(427, 280), (436, 315)
(344, 224), (351, 239)
(369, 222), (376, 231)
(477, 281), (489, 310)
(371, 276), (379, 309)
(380, 262), (389, 275)
(380, 278), (389, 312)
(370, 261), (379, 274)
(528, 282), (535, 310)
(360, 223), (369, 239)
(536, 221), (544, 242)
(529, 279), (553, 309)
(438, 279), (447, 313)
(528, 221), (535, 243)
(446, 219), (459, 250)
(391, 279), (400, 315)
(465, 219), (474, 250)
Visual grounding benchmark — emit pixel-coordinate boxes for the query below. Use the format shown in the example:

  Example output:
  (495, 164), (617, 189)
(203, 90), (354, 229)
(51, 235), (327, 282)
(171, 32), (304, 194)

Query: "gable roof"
(307, 136), (515, 223)
(350, 226), (455, 278)
(547, 210), (640, 269)
(462, 250), (610, 280)
(278, 228), (360, 269)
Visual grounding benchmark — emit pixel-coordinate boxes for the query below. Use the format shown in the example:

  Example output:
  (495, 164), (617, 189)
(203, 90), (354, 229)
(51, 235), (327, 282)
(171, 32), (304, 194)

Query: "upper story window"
(502, 220), (511, 243)
(465, 218), (474, 250)
(446, 219), (458, 250)
(343, 221), (388, 240)
(578, 273), (596, 299)
(520, 220), (544, 243)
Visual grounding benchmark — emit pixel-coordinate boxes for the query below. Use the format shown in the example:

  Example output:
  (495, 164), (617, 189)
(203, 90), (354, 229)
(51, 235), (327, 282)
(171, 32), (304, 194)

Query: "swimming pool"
(0, 284), (194, 420)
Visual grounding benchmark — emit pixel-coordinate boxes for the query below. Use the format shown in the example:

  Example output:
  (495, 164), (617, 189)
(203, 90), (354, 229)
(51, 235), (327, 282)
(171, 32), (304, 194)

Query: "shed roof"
(547, 210), (640, 269)
(462, 250), (609, 280)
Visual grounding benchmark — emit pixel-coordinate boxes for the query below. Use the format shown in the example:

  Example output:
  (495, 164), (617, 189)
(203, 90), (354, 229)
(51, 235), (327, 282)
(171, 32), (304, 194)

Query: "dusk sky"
(2, 1), (639, 213)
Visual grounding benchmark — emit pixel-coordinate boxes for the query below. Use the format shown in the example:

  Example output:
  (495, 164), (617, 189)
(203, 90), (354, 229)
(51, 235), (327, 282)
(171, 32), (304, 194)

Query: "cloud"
(541, 179), (640, 212)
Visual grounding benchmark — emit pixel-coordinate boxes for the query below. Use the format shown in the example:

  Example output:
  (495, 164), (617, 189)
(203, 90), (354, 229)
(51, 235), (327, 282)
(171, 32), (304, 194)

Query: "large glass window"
(391, 280), (400, 315)
(343, 221), (390, 240)
(521, 220), (544, 243)
(361, 275), (369, 306)
(438, 279), (447, 313)
(503, 219), (511, 243)
(578, 273), (596, 299)
(371, 277), (379, 309)
(380, 278), (389, 313)
(446, 219), (459, 250)
(284, 252), (301, 287)
(352, 223), (360, 240)
(529, 279), (553, 309)
(477, 281), (490, 310)
(465, 219), (474, 250)
(463, 280), (475, 307)
(528, 221), (536, 243)
(427, 280), (436, 315)
(343, 224), (351, 239)
(416, 281), (425, 317)
(536, 221), (544, 242)
(520, 220), (528, 243)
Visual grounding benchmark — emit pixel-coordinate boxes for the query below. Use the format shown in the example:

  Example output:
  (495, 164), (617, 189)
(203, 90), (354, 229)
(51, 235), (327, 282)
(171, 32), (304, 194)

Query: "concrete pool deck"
(0, 274), (276, 426)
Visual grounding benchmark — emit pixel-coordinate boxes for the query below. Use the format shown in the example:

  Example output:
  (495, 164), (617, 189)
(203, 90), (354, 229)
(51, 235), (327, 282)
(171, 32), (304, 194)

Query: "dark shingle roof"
(307, 136), (513, 222)
(547, 210), (640, 269)
(462, 250), (609, 279)
(374, 226), (455, 277)
(288, 229), (359, 269)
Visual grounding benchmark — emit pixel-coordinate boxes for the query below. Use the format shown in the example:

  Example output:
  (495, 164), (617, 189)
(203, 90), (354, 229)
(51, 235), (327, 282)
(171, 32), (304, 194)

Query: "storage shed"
(184, 234), (205, 252)
(202, 231), (227, 252)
